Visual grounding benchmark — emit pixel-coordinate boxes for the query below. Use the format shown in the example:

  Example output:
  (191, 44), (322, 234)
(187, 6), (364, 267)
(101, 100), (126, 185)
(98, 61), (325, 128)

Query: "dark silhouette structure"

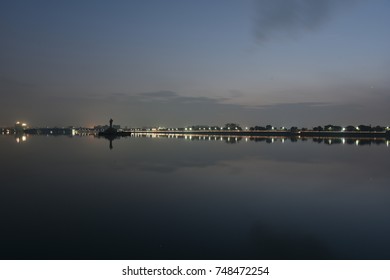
(98, 118), (118, 135)
(98, 118), (132, 137)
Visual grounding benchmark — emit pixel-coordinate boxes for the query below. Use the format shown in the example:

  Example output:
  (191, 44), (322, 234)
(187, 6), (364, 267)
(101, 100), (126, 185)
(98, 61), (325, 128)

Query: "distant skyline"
(1, 0), (390, 127)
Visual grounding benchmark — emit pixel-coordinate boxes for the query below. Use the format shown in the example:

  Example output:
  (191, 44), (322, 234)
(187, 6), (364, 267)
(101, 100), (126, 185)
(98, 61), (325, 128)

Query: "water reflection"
(15, 134), (27, 143)
(1, 133), (390, 259)
(120, 133), (390, 146)
(99, 135), (121, 150)
(11, 132), (389, 149)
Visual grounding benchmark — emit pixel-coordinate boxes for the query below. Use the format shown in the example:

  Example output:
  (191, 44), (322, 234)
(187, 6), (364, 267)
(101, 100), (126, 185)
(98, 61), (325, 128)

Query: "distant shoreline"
(131, 130), (390, 139)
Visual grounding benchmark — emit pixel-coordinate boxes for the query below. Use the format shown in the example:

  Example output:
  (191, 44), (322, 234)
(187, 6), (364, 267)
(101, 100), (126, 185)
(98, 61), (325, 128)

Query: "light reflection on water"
(0, 134), (389, 259)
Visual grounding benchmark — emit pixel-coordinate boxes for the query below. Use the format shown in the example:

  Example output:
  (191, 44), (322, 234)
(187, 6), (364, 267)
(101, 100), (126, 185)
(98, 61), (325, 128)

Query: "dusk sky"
(1, 0), (389, 128)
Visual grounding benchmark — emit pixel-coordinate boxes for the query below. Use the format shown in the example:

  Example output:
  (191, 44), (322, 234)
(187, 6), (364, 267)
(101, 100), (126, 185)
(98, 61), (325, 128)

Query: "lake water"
(1, 134), (389, 259)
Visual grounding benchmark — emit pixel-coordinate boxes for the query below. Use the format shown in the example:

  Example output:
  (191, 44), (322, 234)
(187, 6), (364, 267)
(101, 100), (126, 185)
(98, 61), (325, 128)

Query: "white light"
(282, 138), (285, 143)
(342, 138), (346, 144)
(22, 123), (27, 127)
(356, 127), (360, 130)
(342, 128), (346, 131)
(245, 127), (248, 130)
(387, 141), (389, 147)
(22, 135), (27, 142)
(355, 140), (359, 146)
(245, 138), (248, 142)
(16, 138), (20, 143)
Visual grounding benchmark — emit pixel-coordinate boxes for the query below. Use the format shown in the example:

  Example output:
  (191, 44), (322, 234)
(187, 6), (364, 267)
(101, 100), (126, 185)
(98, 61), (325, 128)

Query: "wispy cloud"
(253, 0), (355, 42)
(137, 90), (178, 99)
(135, 90), (230, 104)
(254, 101), (333, 109)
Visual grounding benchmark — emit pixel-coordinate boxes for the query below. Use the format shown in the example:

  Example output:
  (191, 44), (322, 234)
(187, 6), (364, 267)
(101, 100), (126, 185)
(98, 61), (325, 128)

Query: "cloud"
(137, 90), (179, 100)
(253, 0), (354, 42)
(254, 101), (332, 109)
(135, 90), (229, 105)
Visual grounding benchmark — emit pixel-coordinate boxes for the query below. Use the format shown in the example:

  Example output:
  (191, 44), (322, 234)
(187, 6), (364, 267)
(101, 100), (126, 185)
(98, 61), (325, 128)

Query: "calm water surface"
(1, 135), (389, 259)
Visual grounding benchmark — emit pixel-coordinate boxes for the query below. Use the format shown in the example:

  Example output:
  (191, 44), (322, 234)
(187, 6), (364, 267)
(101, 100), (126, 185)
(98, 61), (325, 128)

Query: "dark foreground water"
(1, 134), (389, 259)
